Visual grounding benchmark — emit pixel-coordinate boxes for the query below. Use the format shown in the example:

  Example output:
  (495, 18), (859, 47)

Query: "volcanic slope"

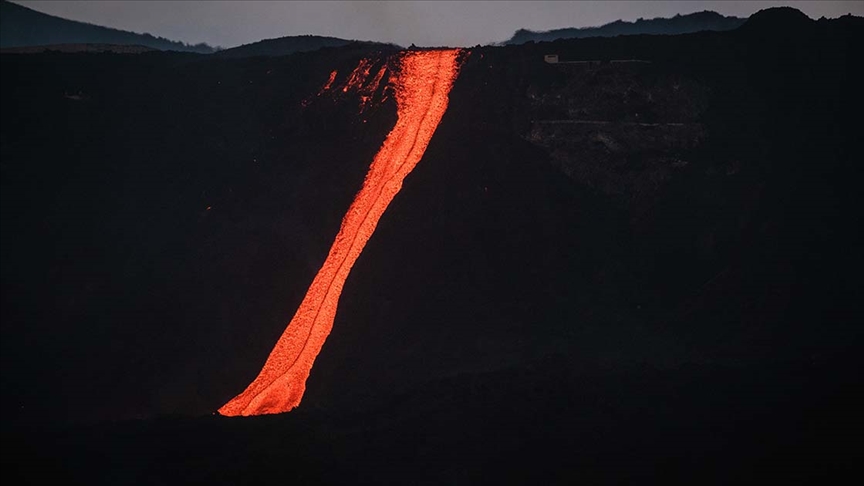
(1, 9), (862, 484)
(219, 49), (462, 416)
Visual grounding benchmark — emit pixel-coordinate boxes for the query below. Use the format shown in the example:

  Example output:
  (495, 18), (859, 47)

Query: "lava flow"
(219, 49), (462, 416)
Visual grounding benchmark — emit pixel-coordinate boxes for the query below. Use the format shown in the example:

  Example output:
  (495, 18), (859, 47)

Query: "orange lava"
(317, 70), (338, 96)
(359, 65), (388, 112)
(219, 49), (463, 416)
(342, 58), (373, 93)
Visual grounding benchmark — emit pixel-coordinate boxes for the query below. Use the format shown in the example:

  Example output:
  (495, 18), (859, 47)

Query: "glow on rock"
(219, 49), (463, 416)
(317, 70), (338, 96)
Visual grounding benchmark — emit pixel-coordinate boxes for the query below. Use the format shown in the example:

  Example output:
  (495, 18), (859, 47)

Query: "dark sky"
(17, 1), (864, 48)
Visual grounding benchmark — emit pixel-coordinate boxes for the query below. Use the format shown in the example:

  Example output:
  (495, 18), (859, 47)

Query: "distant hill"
(0, 0), (215, 53)
(213, 34), (397, 59)
(739, 6), (820, 33)
(504, 10), (745, 45)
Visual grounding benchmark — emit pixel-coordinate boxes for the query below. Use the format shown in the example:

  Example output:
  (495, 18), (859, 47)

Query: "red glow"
(339, 60), (388, 112)
(219, 49), (463, 416)
(359, 65), (388, 112)
(317, 70), (338, 96)
(342, 58), (373, 93)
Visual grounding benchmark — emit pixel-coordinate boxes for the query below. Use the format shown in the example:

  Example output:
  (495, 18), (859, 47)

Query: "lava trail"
(219, 49), (462, 416)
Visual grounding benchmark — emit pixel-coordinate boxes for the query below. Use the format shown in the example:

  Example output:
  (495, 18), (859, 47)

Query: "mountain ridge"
(0, 0), (215, 53)
(504, 10), (746, 45)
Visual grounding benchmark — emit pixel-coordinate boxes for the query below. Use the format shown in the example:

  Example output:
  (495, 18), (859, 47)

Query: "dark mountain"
(2, 7), (861, 485)
(740, 5), (834, 34)
(0, 0), (215, 53)
(505, 10), (744, 45)
(213, 34), (397, 59)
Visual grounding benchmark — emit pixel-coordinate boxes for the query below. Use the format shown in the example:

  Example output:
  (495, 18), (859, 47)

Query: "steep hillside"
(0, 0), (214, 53)
(1, 8), (861, 484)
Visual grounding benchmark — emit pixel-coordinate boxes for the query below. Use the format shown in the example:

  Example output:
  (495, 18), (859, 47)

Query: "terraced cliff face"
(523, 61), (709, 209)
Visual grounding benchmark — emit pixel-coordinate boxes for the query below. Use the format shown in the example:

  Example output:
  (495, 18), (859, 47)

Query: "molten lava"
(219, 49), (462, 416)
(317, 70), (338, 96)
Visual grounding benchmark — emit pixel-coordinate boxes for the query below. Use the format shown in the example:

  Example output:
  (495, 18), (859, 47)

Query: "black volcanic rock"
(0, 0), (215, 53)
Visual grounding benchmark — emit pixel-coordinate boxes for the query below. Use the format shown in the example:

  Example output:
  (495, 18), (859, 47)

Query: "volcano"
(1, 7), (862, 485)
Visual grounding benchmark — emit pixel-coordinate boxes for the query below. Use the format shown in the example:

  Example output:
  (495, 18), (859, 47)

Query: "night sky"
(16, 1), (864, 48)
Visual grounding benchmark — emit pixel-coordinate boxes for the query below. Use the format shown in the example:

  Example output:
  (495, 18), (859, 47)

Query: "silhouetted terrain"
(1, 7), (862, 485)
(214, 34), (397, 59)
(505, 10), (744, 45)
(0, 0), (214, 53)
(0, 43), (156, 54)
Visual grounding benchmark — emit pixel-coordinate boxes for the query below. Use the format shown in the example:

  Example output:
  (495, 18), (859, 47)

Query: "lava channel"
(219, 49), (462, 416)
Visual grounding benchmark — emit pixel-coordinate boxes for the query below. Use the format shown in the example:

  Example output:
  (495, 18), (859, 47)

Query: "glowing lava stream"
(219, 49), (462, 416)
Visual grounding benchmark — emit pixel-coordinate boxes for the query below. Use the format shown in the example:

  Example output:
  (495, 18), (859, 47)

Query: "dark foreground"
(5, 352), (858, 485)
